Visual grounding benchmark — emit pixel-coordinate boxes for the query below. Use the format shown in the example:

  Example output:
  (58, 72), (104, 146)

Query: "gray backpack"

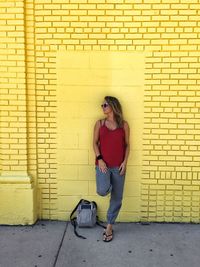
(70, 199), (105, 239)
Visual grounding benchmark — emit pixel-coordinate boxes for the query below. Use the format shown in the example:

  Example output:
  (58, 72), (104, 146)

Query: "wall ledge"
(0, 175), (32, 184)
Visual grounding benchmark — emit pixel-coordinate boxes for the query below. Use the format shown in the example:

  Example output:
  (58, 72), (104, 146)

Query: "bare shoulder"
(94, 119), (103, 129)
(123, 120), (130, 129)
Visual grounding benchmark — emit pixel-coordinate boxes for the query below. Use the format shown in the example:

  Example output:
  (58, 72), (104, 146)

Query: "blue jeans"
(95, 166), (125, 224)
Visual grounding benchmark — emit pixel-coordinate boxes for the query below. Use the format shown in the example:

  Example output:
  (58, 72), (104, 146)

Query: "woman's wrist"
(96, 154), (103, 161)
(123, 159), (128, 165)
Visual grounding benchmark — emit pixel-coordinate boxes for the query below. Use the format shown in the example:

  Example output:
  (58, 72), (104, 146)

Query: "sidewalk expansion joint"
(52, 221), (69, 267)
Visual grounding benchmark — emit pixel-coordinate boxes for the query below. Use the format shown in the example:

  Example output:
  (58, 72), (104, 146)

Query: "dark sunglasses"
(101, 103), (109, 108)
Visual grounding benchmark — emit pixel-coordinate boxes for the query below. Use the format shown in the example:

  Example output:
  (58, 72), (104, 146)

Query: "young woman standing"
(93, 96), (130, 242)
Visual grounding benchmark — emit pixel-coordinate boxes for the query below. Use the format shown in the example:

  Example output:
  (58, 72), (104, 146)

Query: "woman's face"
(101, 101), (112, 114)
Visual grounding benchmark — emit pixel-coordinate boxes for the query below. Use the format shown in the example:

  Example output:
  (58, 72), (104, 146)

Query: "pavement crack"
(52, 221), (69, 267)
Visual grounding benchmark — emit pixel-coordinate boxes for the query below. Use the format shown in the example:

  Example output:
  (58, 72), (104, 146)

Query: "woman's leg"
(107, 168), (125, 225)
(95, 166), (112, 196)
(103, 168), (125, 241)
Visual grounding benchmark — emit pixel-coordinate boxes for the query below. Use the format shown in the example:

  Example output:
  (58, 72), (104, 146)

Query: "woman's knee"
(97, 190), (108, 197)
(97, 185), (112, 196)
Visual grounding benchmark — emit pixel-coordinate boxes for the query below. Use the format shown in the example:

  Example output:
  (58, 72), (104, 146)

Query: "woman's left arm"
(119, 121), (130, 175)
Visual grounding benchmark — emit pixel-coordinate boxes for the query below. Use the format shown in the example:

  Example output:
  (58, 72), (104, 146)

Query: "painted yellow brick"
(98, 40), (115, 45)
(115, 4), (133, 9)
(88, 181), (97, 195)
(88, 10), (105, 15)
(58, 68), (143, 86)
(125, 166), (142, 181)
(105, 9), (122, 15)
(70, 22), (88, 28)
(78, 133), (91, 149)
(96, 4), (114, 9)
(122, 197), (140, 212)
(171, 4), (189, 9)
(184, 186), (199, 191)
(57, 165), (78, 180)
(56, 118), (90, 133)
(124, 182), (140, 197)
(133, 4), (151, 9)
(62, 3), (78, 8)
(58, 196), (83, 211)
(89, 34), (106, 39)
(71, 33), (88, 39)
(78, 165), (95, 180)
(80, 40), (97, 45)
(118, 212), (140, 222)
(57, 149), (88, 165)
(107, 33), (124, 39)
(57, 52), (89, 68)
(79, 4), (96, 10)
(142, 179), (157, 184)
(149, 185), (166, 190)
(58, 180), (88, 195)
(166, 185), (182, 190)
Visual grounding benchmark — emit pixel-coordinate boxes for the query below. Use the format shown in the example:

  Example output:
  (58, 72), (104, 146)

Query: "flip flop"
(103, 229), (114, 242)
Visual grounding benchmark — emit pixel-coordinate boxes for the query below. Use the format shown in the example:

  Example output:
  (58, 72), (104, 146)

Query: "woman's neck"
(106, 113), (115, 122)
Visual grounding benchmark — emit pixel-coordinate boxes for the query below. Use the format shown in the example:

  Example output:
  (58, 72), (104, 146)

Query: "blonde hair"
(105, 96), (124, 128)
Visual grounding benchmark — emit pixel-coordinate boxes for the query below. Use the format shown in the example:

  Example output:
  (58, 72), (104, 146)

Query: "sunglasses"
(101, 103), (109, 108)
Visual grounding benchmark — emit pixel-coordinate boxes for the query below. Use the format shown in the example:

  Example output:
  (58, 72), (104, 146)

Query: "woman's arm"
(93, 120), (107, 173)
(119, 121), (130, 175)
(123, 121), (130, 165)
(93, 120), (101, 157)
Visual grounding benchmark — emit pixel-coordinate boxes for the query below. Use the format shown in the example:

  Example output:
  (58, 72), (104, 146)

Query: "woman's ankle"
(106, 224), (113, 231)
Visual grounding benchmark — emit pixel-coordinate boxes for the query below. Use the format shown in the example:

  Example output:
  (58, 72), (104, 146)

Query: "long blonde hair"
(105, 96), (124, 128)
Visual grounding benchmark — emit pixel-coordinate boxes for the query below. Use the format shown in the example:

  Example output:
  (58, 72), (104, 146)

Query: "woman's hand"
(98, 159), (108, 173)
(119, 161), (127, 175)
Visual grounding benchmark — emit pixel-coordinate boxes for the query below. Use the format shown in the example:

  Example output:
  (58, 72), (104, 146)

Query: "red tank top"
(95, 119), (126, 168)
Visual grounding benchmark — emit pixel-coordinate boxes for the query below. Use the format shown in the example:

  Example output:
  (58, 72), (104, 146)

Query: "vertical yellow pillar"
(0, 0), (37, 224)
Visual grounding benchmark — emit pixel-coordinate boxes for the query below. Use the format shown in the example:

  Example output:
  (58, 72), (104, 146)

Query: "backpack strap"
(71, 217), (87, 239)
(70, 199), (87, 239)
(70, 199), (83, 222)
(96, 215), (106, 229)
(92, 201), (97, 209)
(91, 201), (106, 229)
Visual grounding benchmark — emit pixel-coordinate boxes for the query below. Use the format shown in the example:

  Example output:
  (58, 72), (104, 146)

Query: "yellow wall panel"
(57, 149), (89, 165)
(58, 180), (89, 196)
(56, 51), (144, 221)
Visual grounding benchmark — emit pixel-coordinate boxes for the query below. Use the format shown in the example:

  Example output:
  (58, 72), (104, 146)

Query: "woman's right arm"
(93, 120), (107, 173)
(93, 120), (101, 157)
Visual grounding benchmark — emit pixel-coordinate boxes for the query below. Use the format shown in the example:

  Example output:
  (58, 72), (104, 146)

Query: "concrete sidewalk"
(0, 220), (200, 267)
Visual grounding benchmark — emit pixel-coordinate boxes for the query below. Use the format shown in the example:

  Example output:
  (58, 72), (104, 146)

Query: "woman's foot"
(103, 224), (113, 242)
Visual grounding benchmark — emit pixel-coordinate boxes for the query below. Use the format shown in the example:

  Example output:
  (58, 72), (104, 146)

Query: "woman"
(93, 96), (130, 242)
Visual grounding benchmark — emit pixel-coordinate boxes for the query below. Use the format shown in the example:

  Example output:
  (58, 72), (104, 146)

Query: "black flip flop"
(103, 230), (114, 242)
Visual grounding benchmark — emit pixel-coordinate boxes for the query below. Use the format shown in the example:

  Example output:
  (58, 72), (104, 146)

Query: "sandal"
(103, 229), (113, 242)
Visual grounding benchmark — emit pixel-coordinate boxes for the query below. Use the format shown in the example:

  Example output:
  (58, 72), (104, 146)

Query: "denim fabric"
(95, 166), (125, 224)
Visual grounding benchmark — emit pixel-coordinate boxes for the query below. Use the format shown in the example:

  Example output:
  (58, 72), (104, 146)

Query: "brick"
(97, 4), (114, 9)
(58, 180), (88, 195)
(57, 149), (88, 165)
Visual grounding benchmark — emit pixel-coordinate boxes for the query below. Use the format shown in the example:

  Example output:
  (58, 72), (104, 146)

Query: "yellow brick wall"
(0, 0), (200, 223)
